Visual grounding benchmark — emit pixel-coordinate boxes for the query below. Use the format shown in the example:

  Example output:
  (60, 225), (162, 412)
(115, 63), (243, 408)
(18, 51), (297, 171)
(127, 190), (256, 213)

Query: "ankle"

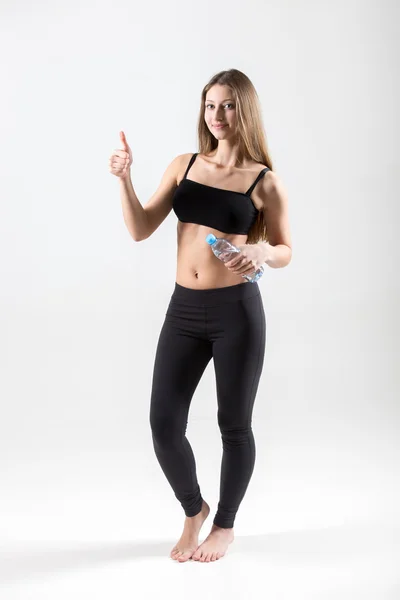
(212, 523), (234, 532)
(185, 500), (209, 521)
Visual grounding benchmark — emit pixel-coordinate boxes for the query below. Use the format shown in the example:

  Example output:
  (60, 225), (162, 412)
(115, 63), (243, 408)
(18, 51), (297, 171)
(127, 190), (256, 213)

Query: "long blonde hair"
(197, 69), (273, 244)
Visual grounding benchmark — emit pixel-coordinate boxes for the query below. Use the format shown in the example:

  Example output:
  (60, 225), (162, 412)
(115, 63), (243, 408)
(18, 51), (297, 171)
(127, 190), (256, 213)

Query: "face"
(204, 84), (237, 139)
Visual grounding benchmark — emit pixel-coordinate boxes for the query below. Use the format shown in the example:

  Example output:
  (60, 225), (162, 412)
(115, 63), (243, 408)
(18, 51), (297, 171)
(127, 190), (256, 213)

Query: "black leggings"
(149, 281), (266, 529)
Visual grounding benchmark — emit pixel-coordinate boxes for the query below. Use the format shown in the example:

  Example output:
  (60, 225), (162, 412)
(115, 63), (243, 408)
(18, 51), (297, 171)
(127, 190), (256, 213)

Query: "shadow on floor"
(1, 522), (398, 583)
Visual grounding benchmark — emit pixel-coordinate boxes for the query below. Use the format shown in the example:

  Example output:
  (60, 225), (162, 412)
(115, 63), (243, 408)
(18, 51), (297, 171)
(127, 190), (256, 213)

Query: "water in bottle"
(205, 233), (264, 283)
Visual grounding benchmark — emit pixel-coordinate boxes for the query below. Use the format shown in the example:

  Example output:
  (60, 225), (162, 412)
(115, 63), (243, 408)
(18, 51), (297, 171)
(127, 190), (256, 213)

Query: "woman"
(109, 69), (292, 562)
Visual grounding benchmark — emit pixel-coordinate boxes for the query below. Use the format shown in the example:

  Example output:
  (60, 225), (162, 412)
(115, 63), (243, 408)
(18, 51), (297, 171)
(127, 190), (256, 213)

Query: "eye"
(205, 103), (234, 109)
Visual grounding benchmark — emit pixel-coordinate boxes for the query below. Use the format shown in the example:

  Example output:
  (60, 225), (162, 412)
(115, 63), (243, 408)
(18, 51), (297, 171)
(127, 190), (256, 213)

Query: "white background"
(1, 0), (399, 598)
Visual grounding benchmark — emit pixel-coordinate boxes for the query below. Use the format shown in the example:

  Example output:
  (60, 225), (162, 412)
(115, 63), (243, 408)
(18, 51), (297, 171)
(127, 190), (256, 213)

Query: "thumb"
(119, 130), (129, 150)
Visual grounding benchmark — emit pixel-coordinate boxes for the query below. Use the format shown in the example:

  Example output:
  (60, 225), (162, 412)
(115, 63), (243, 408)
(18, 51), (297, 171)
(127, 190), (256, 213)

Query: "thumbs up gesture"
(108, 131), (133, 179)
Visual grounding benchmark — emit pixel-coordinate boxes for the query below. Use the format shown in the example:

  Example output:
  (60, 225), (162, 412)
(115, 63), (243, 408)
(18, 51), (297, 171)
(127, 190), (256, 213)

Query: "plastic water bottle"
(205, 233), (264, 283)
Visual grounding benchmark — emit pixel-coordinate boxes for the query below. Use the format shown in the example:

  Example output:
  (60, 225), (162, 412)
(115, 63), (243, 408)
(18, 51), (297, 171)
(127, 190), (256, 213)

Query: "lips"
(213, 124), (227, 128)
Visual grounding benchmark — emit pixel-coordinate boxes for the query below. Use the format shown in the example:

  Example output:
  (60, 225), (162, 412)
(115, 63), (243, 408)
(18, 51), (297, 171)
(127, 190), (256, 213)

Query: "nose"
(213, 105), (225, 120)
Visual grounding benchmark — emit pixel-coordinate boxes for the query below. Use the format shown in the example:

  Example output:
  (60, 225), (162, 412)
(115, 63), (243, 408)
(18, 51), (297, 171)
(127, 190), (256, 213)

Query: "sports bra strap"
(183, 153), (198, 179)
(245, 167), (270, 196)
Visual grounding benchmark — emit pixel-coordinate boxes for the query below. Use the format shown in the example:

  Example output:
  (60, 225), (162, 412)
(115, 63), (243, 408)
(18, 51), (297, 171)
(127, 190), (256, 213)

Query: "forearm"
(119, 173), (149, 241)
(256, 241), (292, 268)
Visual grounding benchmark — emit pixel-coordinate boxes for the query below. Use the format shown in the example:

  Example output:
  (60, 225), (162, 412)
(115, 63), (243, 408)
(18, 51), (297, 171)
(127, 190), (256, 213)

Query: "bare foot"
(192, 523), (234, 562)
(170, 500), (210, 562)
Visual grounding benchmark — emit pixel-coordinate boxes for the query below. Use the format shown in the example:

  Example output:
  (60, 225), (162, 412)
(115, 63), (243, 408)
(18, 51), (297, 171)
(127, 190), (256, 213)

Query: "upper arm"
(141, 153), (191, 240)
(261, 171), (292, 253)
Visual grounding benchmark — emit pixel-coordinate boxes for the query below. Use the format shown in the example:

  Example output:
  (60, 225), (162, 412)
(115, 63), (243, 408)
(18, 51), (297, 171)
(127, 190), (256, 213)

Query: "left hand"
(224, 244), (266, 276)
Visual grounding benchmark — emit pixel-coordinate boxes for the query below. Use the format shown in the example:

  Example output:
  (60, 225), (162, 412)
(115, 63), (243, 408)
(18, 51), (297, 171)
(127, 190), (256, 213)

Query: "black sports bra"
(172, 153), (270, 235)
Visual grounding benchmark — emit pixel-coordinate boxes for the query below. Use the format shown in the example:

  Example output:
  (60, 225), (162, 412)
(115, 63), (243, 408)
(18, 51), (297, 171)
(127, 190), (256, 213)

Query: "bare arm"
(119, 175), (149, 242)
(257, 171), (292, 268)
(120, 153), (190, 242)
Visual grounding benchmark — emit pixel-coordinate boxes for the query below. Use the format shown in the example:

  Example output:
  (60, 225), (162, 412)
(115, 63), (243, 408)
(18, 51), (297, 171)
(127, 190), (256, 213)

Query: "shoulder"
(251, 162), (277, 191)
(264, 168), (279, 188)
(174, 152), (197, 172)
(249, 160), (273, 178)
(169, 152), (195, 168)
(166, 152), (195, 166)
(179, 152), (197, 161)
(163, 153), (195, 185)
(259, 170), (288, 211)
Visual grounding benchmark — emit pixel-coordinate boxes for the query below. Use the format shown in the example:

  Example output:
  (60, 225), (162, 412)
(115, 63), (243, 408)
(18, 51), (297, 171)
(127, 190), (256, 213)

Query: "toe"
(211, 552), (217, 561)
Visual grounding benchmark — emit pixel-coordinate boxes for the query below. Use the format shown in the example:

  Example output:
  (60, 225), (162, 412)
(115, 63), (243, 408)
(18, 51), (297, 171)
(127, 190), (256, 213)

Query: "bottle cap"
(205, 233), (216, 245)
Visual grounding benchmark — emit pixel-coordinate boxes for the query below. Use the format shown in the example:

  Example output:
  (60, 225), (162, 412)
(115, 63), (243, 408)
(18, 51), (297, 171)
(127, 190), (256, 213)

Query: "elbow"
(284, 247), (292, 267)
(131, 228), (150, 242)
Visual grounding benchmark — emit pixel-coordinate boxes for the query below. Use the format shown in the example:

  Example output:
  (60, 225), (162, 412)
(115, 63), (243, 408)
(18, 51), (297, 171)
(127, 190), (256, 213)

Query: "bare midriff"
(175, 220), (250, 290)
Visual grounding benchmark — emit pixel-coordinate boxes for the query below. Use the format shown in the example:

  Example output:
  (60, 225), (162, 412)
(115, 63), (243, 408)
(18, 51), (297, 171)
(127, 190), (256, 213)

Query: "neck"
(210, 139), (243, 168)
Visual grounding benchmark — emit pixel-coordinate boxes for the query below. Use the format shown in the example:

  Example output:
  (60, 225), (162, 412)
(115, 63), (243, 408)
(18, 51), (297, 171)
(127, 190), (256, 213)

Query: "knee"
(217, 421), (252, 445)
(149, 410), (185, 446)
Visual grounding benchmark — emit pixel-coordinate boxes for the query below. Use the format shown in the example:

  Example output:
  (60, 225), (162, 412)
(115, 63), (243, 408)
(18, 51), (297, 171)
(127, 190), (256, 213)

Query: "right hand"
(108, 131), (133, 179)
